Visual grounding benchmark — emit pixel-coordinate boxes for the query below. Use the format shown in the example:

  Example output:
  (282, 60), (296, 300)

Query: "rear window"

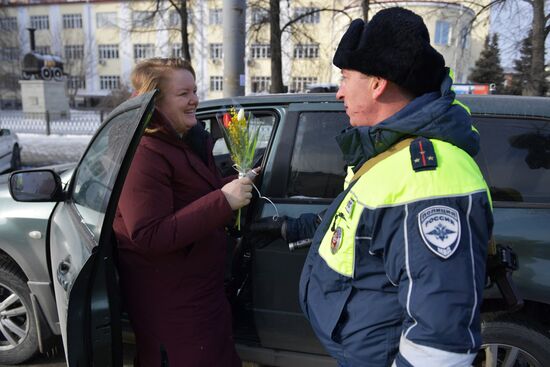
(287, 111), (348, 198)
(474, 117), (550, 204)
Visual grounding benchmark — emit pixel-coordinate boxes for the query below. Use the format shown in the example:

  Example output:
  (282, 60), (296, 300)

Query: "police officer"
(295, 7), (493, 367)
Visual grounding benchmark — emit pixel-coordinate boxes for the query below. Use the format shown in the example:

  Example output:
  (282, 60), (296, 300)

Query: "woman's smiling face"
(156, 69), (199, 135)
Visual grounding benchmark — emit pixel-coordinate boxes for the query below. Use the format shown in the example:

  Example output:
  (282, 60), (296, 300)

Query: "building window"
(171, 43), (193, 59)
(251, 44), (270, 59)
(133, 43), (155, 59)
(166, 10), (194, 27)
(132, 11), (154, 28)
(63, 14), (82, 29)
(210, 76), (223, 91)
(251, 76), (271, 93)
(209, 43), (223, 59)
(294, 7), (320, 24)
(64, 45), (84, 60)
(435, 20), (451, 45)
(67, 75), (86, 89)
(35, 46), (51, 55)
(251, 8), (269, 24)
(97, 12), (117, 28)
(291, 76), (318, 93)
(100, 75), (120, 90)
(0, 47), (19, 61)
(30, 15), (49, 30)
(209, 8), (222, 25)
(293, 43), (319, 59)
(98, 44), (119, 59)
(0, 17), (17, 31)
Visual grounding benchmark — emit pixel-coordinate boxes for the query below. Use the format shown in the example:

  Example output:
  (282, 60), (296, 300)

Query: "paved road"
(16, 354), (65, 367)
(15, 344), (136, 367)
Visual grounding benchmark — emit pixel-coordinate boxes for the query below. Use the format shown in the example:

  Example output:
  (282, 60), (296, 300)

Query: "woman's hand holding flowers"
(222, 177), (254, 210)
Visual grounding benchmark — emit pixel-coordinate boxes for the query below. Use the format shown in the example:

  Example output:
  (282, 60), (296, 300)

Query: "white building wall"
(2, 0), (490, 104)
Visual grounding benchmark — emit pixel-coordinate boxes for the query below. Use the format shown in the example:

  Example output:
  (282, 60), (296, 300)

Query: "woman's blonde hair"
(131, 57), (196, 100)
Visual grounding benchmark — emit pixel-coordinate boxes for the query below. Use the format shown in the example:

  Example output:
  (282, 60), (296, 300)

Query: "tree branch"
(281, 6), (352, 34)
(467, 0), (506, 26)
(167, 0), (181, 12)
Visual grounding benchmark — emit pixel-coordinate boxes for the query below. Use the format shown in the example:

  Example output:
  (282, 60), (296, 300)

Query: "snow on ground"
(18, 133), (92, 167)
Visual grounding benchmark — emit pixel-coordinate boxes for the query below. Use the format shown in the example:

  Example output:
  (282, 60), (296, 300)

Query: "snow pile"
(18, 133), (92, 167)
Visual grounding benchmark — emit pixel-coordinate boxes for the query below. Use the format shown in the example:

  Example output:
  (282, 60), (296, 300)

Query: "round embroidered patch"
(418, 205), (461, 259)
(331, 227), (343, 254)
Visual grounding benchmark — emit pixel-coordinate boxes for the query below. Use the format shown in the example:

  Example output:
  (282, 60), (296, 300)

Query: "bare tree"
(249, 0), (353, 93)
(467, 0), (549, 96)
(127, 0), (193, 63)
(164, 0), (192, 61)
(525, 0), (548, 95)
(361, 0), (370, 20)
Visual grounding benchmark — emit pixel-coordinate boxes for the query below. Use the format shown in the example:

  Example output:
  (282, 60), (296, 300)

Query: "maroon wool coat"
(113, 111), (241, 367)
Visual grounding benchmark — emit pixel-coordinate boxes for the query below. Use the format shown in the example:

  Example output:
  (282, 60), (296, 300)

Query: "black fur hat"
(333, 7), (446, 96)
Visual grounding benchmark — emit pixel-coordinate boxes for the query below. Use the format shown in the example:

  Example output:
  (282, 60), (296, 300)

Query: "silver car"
(8, 91), (156, 365)
(0, 129), (21, 173)
(0, 163), (73, 364)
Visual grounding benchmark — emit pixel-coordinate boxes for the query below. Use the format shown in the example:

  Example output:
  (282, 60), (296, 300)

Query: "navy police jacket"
(299, 73), (493, 367)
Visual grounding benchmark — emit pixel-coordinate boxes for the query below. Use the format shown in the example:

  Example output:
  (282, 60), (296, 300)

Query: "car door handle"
(56, 257), (71, 291)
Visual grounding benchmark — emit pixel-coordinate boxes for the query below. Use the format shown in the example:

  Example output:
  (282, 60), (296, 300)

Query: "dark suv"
(7, 92), (550, 366)
(199, 93), (550, 366)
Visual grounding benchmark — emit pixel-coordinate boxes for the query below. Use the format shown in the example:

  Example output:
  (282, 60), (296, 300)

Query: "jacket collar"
(146, 109), (221, 189)
(335, 72), (479, 169)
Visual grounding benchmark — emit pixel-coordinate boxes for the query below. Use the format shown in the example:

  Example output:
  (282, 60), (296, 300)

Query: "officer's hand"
(248, 216), (287, 248)
(249, 216), (286, 236)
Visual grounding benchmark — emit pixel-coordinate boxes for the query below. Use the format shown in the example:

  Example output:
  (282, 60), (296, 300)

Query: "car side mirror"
(9, 170), (64, 202)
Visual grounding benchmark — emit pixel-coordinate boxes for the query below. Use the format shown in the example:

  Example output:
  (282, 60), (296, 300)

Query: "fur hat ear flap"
(401, 44), (447, 96)
(337, 19), (364, 52)
(333, 7), (446, 96)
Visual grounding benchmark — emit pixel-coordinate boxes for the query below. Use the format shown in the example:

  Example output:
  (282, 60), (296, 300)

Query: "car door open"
(42, 91), (155, 366)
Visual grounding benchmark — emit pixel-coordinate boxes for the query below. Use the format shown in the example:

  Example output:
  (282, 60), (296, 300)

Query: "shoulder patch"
(418, 205), (461, 259)
(410, 137), (437, 172)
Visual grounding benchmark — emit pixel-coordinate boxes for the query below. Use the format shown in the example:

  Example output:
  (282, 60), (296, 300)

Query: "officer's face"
(336, 69), (377, 127)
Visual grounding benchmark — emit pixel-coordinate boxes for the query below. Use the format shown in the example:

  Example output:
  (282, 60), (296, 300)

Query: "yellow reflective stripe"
(343, 166), (354, 190)
(449, 68), (455, 82)
(318, 191), (362, 277)
(353, 140), (489, 207)
(452, 99), (471, 115)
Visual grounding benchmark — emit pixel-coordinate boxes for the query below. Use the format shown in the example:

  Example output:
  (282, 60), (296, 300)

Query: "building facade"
(0, 0), (490, 107)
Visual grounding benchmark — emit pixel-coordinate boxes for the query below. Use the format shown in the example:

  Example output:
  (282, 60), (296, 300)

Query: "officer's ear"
(371, 77), (389, 100)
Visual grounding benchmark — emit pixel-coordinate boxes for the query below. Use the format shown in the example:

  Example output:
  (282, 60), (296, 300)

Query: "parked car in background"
(5, 92), (550, 366)
(0, 128), (21, 173)
(0, 163), (73, 364)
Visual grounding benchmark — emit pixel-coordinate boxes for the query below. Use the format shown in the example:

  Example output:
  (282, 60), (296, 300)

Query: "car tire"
(0, 261), (39, 364)
(474, 318), (550, 367)
(10, 145), (21, 171)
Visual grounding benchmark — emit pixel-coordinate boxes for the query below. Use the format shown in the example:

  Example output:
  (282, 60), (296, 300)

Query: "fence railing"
(0, 110), (104, 135)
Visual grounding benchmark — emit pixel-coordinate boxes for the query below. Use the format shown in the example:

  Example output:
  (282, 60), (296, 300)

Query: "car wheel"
(0, 262), (39, 364)
(473, 319), (550, 367)
(10, 145), (21, 171)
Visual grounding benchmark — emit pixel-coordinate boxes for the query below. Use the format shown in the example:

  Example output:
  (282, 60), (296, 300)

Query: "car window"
(475, 117), (550, 203)
(200, 113), (276, 157)
(287, 111), (348, 198)
(71, 109), (140, 238)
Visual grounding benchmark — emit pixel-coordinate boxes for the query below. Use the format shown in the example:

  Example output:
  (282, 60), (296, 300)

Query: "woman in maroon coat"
(113, 58), (252, 367)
